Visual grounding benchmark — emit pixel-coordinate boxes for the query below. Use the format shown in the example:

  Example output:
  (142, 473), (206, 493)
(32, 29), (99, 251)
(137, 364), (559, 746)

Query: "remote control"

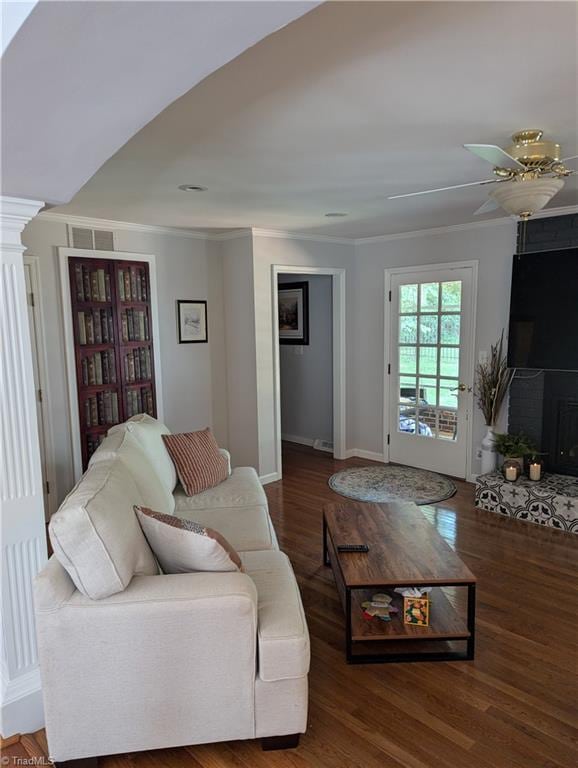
(337, 544), (369, 553)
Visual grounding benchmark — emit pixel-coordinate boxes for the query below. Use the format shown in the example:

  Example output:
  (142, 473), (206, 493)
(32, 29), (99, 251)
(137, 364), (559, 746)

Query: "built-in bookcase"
(68, 256), (157, 469)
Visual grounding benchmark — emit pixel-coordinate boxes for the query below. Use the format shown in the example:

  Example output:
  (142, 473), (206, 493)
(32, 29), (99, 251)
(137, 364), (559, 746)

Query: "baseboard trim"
(260, 472), (281, 485)
(342, 449), (387, 463)
(1, 668), (44, 737)
(281, 434), (314, 447)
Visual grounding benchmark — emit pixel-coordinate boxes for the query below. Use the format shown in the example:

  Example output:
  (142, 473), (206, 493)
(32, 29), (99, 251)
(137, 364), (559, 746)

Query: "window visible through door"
(398, 280), (462, 440)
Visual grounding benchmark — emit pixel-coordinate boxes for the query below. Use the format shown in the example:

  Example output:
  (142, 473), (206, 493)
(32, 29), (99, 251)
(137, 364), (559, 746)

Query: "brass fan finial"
(511, 129), (543, 145)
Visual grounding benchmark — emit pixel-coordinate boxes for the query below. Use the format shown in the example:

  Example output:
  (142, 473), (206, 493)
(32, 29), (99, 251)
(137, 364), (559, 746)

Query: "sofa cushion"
(135, 506), (242, 573)
(49, 458), (158, 599)
(110, 414), (177, 493)
(173, 467), (267, 513)
(162, 429), (228, 496)
(89, 430), (175, 515)
(240, 550), (310, 681)
(176, 505), (278, 552)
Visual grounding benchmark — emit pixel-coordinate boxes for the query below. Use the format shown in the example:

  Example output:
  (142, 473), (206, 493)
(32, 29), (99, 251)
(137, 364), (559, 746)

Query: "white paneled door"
(387, 264), (476, 478)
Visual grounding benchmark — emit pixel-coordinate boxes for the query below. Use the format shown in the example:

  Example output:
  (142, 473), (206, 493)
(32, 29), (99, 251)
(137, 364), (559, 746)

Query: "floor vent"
(69, 225), (115, 251)
(313, 439), (334, 453)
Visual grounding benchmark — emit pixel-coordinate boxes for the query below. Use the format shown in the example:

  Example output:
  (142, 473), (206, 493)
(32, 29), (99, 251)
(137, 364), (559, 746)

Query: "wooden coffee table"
(323, 501), (476, 664)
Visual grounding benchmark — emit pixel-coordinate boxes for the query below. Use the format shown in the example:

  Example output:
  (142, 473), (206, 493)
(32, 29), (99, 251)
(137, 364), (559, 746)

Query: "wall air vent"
(69, 225), (115, 251)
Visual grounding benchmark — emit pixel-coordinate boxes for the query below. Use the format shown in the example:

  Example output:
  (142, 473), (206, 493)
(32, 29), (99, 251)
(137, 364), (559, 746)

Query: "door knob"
(451, 383), (468, 393)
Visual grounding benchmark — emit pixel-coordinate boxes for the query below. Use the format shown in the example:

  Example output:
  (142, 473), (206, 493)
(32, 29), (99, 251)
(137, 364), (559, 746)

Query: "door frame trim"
(383, 260), (478, 478)
(271, 265), (346, 480)
(23, 255), (58, 519)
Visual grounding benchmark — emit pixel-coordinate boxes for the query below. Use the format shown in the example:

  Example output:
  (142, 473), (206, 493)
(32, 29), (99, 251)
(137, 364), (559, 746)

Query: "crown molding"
(353, 204), (578, 245)
(34, 204), (578, 248)
(528, 203), (578, 220)
(211, 228), (253, 241)
(36, 211), (212, 240)
(353, 215), (515, 245)
(251, 227), (353, 245)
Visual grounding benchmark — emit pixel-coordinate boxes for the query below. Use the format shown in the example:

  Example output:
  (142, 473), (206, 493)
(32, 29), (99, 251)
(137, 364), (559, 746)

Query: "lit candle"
(505, 465), (518, 482)
(529, 462), (541, 481)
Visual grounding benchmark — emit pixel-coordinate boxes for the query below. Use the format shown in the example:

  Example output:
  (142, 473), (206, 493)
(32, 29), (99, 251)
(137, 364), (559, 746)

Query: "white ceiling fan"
(388, 130), (578, 219)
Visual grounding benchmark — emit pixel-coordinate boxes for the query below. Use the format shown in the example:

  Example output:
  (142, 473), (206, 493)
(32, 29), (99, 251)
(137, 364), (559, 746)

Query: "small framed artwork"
(177, 300), (208, 344)
(278, 281), (309, 345)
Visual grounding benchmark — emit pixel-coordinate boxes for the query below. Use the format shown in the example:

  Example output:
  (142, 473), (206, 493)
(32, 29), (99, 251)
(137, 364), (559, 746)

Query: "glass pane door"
(389, 265), (474, 479)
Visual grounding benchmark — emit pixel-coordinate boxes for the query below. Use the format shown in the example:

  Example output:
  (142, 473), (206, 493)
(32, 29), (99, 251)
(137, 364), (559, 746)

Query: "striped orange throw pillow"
(162, 429), (228, 496)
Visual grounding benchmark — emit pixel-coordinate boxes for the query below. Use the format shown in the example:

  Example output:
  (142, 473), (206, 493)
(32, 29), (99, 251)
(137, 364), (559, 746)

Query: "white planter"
(481, 425), (497, 475)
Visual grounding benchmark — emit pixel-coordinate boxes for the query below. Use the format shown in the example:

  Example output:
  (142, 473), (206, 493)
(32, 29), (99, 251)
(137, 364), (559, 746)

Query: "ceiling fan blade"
(561, 154), (578, 164)
(464, 144), (526, 170)
(388, 178), (498, 200)
(473, 198), (500, 216)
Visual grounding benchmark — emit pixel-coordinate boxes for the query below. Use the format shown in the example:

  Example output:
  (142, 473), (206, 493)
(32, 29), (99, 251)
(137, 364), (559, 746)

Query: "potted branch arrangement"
(474, 332), (514, 474)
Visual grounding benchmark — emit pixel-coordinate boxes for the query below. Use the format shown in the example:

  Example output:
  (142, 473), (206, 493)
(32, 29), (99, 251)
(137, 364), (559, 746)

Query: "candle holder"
(502, 459), (521, 483)
(526, 453), (545, 482)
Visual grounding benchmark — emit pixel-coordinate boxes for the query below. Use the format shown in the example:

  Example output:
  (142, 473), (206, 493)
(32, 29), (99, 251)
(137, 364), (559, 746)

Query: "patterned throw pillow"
(162, 429), (228, 496)
(135, 506), (242, 573)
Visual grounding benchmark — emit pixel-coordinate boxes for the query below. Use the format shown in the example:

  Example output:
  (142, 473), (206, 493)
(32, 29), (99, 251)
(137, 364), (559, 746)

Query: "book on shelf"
(130, 267), (138, 301)
(102, 351), (109, 384)
(138, 311), (146, 341)
(134, 349), (141, 380)
(111, 391), (119, 422)
(86, 313), (95, 344)
(97, 269), (106, 302)
(77, 311), (86, 344)
(94, 311), (102, 344)
(118, 269), (126, 301)
(90, 271), (99, 301)
(94, 353), (103, 385)
(124, 271), (131, 301)
(104, 273), (111, 301)
(74, 265), (84, 301)
(82, 267), (91, 301)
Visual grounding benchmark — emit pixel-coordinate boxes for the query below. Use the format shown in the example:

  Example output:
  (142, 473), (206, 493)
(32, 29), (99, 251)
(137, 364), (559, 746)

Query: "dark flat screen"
(508, 248), (578, 371)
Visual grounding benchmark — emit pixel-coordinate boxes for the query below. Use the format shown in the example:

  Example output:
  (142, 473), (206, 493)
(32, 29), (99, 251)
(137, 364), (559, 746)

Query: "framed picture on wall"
(177, 300), (208, 343)
(278, 281), (309, 345)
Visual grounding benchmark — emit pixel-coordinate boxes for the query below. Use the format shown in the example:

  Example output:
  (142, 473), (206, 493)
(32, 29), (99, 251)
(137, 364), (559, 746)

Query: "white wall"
(22, 217), (227, 506)
(252, 234), (353, 477)
(278, 273), (333, 445)
(352, 220), (517, 478)
(23, 213), (520, 499)
(220, 232), (260, 469)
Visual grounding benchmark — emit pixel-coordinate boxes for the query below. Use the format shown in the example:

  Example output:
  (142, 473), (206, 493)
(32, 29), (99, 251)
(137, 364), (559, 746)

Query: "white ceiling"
(57, 1), (578, 238)
(2, 0), (318, 202)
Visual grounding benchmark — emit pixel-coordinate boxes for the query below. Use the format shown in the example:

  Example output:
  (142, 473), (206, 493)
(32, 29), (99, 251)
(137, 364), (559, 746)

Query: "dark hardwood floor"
(6, 443), (577, 767)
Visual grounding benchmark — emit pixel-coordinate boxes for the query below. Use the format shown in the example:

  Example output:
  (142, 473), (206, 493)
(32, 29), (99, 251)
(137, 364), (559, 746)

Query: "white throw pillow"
(110, 415), (177, 493)
(135, 506), (242, 574)
(49, 459), (159, 599)
(90, 429), (174, 515)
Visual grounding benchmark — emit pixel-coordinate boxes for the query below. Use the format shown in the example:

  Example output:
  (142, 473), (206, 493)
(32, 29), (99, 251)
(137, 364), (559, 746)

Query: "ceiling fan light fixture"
(488, 177), (564, 218)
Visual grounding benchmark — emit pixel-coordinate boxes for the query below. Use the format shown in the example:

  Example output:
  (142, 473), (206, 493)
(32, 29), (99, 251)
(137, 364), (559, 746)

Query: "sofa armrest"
(219, 447), (232, 475)
(35, 557), (258, 761)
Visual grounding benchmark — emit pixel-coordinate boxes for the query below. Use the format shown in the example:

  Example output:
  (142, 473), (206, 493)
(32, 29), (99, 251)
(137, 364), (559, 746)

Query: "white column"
(1, 196), (47, 737)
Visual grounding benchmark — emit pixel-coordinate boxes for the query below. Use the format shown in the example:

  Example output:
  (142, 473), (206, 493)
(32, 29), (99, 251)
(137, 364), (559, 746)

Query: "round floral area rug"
(328, 465), (456, 505)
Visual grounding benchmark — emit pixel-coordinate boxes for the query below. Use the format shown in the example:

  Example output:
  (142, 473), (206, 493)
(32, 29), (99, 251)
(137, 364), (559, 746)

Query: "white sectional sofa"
(34, 415), (310, 766)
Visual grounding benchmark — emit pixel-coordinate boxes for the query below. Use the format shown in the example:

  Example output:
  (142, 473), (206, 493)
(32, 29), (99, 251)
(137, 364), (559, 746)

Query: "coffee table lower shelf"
(345, 585), (475, 664)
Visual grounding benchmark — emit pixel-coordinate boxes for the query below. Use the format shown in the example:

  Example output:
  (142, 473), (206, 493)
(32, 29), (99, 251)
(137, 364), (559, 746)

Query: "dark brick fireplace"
(508, 214), (578, 477)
